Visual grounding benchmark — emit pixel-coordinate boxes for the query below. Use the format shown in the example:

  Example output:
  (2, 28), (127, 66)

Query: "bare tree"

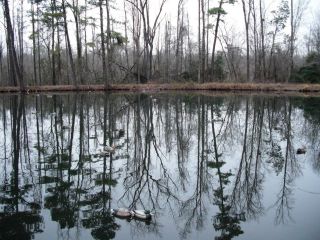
(99, 0), (107, 85)
(288, 0), (309, 81)
(62, 0), (77, 85)
(259, 0), (266, 79)
(2, 0), (23, 88)
(241, 0), (252, 82)
(175, 0), (185, 76)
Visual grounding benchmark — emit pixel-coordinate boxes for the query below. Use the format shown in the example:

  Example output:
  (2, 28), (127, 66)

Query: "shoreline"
(1, 82), (320, 94)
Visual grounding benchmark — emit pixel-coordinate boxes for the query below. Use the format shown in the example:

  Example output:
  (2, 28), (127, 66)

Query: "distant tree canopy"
(291, 52), (320, 83)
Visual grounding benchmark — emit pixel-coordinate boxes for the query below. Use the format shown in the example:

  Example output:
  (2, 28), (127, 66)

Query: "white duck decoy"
(131, 209), (152, 220)
(111, 208), (132, 218)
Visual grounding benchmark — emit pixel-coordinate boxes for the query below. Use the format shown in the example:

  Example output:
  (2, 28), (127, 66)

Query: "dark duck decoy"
(296, 146), (306, 154)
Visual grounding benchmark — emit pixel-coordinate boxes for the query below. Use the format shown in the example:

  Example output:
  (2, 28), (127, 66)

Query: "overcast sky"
(170, 0), (319, 36)
(116, 0), (320, 52)
(113, 0), (319, 54)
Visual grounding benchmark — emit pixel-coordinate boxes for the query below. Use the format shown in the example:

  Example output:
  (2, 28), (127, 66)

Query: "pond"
(0, 92), (319, 240)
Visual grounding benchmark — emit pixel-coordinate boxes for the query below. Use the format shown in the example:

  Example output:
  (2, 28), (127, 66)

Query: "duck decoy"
(111, 208), (132, 218)
(118, 129), (125, 138)
(104, 145), (116, 153)
(131, 210), (152, 220)
(296, 147), (306, 154)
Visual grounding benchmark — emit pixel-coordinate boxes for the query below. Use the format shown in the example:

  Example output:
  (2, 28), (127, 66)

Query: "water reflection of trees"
(0, 96), (43, 240)
(211, 103), (244, 240)
(0, 93), (319, 239)
(231, 98), (265, 220)
(294, 97), (320, 174)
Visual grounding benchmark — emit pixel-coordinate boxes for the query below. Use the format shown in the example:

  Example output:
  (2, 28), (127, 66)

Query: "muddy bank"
(1, 82), (320, 93)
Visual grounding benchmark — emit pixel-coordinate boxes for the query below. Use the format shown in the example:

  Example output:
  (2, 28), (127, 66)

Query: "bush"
(291, 52), (320, 83)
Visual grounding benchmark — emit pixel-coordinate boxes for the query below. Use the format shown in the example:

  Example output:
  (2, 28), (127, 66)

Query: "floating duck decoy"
(97, 149), (110, 157)
(118, 129), (125, 138)
(111, 208), (131, 218)
(131, 210), (152, 220)
(296, 147), (306, 154)
(104, 145), (116, 153)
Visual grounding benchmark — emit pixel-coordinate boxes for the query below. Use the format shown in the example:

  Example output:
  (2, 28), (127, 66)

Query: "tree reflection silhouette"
(0, 96), (43, 240)
(273, 102), (301, 225)
(211, 104), (244, 240)
(230, 98), (265, 220)
(91, 214), (119, 240)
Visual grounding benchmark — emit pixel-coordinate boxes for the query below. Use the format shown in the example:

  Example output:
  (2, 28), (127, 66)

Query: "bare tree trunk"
(259, 0), (266, 79)
(268, 31), (277, 80)
(124, 1), (129, 69)
(187, 14), (192, 74)
(180, 13), (184, 74)
(31, 1), (37, 85)
(242, 0), (251, 82)
(62, 0), (77, 85)
(84, 0), (88, 71)
(289, 0), (294, 82)
(99, 0), (107, 84)
(36, 2), (42, 85)
(73, 0), (83, 84)
(252, 0), (259, 81)
(175, 0), (183, 76)
(198, 0), (201, 83)
(206, 1), (209, 79)
(164, 20), (171, 81)
(57, 14), (62, 83)
(140, 0), (149, 80)
(18, 0), (24, 84)
(91, 21), (97, 79)
(201, 0), (206, 82)
(106, 0), (112, 85)
(51, 0), (56, 85)
(127, 0), (165, 83)
(211, 0), (224, 81)
(2, 0), (23, 89)
(0, 44), (3, 84)
(131, 0), (141, 83)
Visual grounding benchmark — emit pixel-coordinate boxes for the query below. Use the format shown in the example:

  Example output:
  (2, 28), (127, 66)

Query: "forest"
(0, 0), (320, 90)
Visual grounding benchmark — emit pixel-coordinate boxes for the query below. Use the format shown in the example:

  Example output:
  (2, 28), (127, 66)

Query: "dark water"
(0, 93), (319, 240)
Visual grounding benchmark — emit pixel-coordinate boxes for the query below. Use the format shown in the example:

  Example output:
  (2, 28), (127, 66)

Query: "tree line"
(0, 0), (319, 89)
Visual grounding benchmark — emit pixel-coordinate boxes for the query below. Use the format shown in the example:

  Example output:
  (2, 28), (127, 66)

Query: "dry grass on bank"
(0, 82), (320, 93)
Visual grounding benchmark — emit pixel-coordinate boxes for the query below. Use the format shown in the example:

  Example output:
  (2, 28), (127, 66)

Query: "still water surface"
(0, 93), (319, 240)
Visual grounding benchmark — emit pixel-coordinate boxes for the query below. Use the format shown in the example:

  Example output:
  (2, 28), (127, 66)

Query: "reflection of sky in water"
(0, 93), (319, 240)
(238, 163), (319, 240)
